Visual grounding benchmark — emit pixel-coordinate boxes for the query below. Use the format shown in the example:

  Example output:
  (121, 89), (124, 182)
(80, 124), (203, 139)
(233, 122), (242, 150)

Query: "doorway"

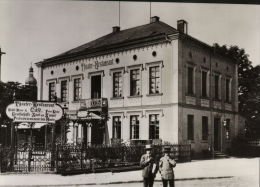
(214, 117), (221, 151)
(91, 75), (101, 99)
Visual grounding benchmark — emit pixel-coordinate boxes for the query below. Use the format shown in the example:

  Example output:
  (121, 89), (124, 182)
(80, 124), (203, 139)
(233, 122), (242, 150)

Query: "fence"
(0, 143), (191, 173)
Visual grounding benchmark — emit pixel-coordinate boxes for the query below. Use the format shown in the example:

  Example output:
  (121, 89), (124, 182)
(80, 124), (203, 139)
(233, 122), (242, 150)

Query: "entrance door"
(214, 117), (221, 151)
(91, 75), (101, 99)
(91, 120), (104, 145)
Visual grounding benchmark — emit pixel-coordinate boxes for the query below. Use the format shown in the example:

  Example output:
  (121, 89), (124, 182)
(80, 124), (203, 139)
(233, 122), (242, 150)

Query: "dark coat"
(140, 153), (158, 178)
(159, 155), (176, 180)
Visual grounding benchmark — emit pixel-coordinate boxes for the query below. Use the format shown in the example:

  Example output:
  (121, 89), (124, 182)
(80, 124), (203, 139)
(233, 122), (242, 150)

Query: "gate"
(0, 145), (55, 173)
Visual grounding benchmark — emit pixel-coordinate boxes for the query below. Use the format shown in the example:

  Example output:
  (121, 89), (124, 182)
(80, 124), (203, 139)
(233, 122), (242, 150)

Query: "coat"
(159, 155), (176, 180)
(140, 153), (158, 178)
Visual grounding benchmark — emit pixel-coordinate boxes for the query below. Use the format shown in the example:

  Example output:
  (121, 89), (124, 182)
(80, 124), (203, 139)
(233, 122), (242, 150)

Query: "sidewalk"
(0, 157), (258, 186)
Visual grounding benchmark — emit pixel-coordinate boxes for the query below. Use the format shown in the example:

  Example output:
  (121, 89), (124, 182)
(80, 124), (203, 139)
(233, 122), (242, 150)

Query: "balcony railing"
(79, 98), (108, 109)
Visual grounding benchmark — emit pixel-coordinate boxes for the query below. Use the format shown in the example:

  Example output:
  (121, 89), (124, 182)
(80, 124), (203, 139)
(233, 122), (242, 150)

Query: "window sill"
(201, 140), (208, 143)
(71, 100), (81, 103)
(200, 96), (209, 100)
(146, 93), (163, 97)
(127, 95), (143, 98)
(110, 97), (124, 100)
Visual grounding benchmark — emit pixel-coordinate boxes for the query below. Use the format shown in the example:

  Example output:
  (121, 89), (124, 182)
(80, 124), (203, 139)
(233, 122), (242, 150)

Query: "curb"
(0, 176), (234, 186)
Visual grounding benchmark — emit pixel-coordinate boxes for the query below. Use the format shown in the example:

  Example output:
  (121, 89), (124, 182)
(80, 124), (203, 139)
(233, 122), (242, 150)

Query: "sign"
(81, 59), (114, 71)
(6, 101), (63, 123)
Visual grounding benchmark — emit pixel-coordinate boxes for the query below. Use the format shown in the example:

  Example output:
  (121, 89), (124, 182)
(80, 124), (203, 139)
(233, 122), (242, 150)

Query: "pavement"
(0, 157), (259, 186)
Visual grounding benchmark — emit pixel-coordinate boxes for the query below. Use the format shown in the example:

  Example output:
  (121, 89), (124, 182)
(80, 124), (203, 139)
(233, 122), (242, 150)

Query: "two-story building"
(36, 16), (239, 153)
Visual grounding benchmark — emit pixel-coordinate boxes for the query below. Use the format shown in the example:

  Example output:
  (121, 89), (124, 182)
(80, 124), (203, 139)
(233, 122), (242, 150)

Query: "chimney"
(150, 16), (160, 23)
(112, 26), (120, 33)
(177, 20), (188, 34)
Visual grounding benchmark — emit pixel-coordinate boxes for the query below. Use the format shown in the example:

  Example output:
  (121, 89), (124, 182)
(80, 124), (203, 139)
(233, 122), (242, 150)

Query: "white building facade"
(36, 17), (239, 153)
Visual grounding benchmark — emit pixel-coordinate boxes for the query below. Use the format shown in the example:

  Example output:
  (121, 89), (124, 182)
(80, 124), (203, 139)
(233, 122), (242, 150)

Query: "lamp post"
(61, 103), (68, 145)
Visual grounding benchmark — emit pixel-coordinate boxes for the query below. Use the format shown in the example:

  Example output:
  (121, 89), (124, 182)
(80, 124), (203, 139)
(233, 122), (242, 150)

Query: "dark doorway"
(91, 120), (104, 145)
(91, 75), (101, 99)
(214, 117), (221, 151)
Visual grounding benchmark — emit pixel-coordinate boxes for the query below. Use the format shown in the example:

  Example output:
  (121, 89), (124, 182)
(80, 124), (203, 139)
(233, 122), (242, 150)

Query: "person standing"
(140, 144), (158, 187)
(159, 146), (176, 187)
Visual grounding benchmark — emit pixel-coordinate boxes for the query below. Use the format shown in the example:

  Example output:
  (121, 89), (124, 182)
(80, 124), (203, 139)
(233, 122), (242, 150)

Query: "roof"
(38, 21), (179, 66)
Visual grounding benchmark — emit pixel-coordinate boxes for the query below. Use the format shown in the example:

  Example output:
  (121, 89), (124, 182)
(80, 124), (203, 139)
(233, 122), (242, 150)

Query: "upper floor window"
(48, 82), (56, 102)
(187, 67), (194, 95)
(202, 116), (208, 140)
(74, 78), (81, 101)
(130, 69), (141, 96)
(113, 72), (123, 97)
(149, 114), (159, 139)
(112, 116), (121, 139)
(225, 78), (231, 103)
(201, 71), (208, 97)
(149, 66), (160, 94)
(130, 115), (139, 139)
(187, 114), (194, 140)
(214, 74), (220, 100)
(60, 80), (68, 102)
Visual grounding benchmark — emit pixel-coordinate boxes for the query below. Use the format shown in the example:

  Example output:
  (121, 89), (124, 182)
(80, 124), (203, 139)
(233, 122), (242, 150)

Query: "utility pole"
(0, 48), (6, 82)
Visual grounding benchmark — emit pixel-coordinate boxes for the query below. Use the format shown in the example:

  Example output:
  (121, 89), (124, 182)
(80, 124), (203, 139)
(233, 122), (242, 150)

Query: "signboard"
(81, 59), (114, 71)
(6, 101), (63, 123)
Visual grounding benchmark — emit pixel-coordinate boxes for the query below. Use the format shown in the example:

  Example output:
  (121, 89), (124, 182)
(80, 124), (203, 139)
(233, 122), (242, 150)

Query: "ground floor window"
(187, 115), (194, 140)
(202, 116), (208, 140)
(112, 116), (121, 139)
(130, 115), (139, 139)
(225, 119), (231, 140)
(149, 114), (159, 139)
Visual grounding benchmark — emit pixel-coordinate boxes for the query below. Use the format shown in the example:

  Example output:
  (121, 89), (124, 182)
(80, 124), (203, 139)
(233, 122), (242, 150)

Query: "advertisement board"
(6, 101), (63, 123)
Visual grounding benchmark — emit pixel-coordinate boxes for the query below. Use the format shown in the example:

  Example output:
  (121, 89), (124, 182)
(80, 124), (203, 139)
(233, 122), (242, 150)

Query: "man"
(159, 146), (176, 187)
(140, 144), (158, 187)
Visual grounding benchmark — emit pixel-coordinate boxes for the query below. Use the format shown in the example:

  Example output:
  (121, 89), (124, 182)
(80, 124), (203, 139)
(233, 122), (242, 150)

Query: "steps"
(214, 151), (229, 159)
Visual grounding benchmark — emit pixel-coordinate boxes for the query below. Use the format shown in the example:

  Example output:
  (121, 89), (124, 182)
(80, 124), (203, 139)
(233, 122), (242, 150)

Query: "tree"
(213, 44), (260, 137)
(0, 81), (37, 145)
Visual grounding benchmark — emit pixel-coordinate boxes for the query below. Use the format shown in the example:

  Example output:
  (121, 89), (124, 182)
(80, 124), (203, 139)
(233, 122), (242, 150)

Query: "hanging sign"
(6, 101), (63, 123)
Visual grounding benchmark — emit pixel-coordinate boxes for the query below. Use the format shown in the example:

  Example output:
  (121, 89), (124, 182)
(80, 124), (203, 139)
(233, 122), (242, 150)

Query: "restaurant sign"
(6, 101), (63, 123)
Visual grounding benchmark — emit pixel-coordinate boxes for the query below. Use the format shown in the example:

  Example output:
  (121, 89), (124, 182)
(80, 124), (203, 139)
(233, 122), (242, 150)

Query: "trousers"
(162, 179), (174, 187)
(143, 177), (155, 187)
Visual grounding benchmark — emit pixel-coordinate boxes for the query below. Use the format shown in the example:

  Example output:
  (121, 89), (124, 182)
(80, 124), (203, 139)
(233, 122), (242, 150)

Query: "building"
(36, 16), (239, 153)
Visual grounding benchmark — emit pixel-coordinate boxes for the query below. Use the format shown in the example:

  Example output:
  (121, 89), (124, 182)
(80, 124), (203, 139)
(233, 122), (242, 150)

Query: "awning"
(18, 122), (47, 129)
(77, 111), (102, 120)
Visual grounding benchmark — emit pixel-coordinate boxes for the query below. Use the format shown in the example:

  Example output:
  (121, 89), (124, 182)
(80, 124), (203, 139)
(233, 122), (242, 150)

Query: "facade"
(36, 17), (239, 153)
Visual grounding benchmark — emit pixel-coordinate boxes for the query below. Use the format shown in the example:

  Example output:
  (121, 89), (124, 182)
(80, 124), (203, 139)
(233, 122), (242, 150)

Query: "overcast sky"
(0, 1), (259, 83)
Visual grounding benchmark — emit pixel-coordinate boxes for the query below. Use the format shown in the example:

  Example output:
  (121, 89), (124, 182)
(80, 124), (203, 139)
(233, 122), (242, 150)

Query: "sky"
(0, 1), (259, 83)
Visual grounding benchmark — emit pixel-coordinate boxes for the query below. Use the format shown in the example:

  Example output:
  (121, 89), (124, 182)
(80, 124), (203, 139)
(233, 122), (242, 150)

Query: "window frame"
(112, 116), (122, 139)
(60, 80), (68, 103)
(130, 115), (140, 139)
(112, 71), (123, 98)
(48, 82), (56, 102)
(149, 114), (160, 139)
(73, 77), (82, 101)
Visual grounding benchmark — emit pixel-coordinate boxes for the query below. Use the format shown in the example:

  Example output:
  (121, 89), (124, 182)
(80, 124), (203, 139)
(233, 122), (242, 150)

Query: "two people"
(140, 144), (176, 187)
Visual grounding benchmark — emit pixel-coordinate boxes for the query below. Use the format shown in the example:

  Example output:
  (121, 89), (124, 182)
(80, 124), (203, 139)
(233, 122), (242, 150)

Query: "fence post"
(0, 144), (2, 173)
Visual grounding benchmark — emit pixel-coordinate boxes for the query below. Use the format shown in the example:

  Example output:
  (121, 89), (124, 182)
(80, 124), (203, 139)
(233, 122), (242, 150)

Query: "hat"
(163, 146), (172, 153)
(145, 144), (152, 150)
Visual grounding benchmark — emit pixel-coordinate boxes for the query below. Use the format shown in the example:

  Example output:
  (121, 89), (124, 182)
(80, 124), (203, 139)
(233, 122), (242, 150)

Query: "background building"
(36, 16), (240, 153)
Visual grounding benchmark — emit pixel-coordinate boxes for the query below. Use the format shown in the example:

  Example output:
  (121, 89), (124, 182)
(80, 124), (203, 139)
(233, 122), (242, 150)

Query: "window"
(225, 78), (231, 103)
(149, 114), (159, 139)
(225, 119), (231, 140)
(130, 115), (139, 139)
(74, 78), (81, 101)
(113, 72), (123, 97)
(201, 71), (207, 97)
(112, 116), (121, 139)
(149, 66), (160, 94)
(202, 116), (208, 140)
(130, 69), (140, 96)
(60, 80), (68, 102)
(214, 74), (220, 100)
(49, 82), (56, 102)
(187, 115), (194, 140)
(187, 67), (194, 95)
